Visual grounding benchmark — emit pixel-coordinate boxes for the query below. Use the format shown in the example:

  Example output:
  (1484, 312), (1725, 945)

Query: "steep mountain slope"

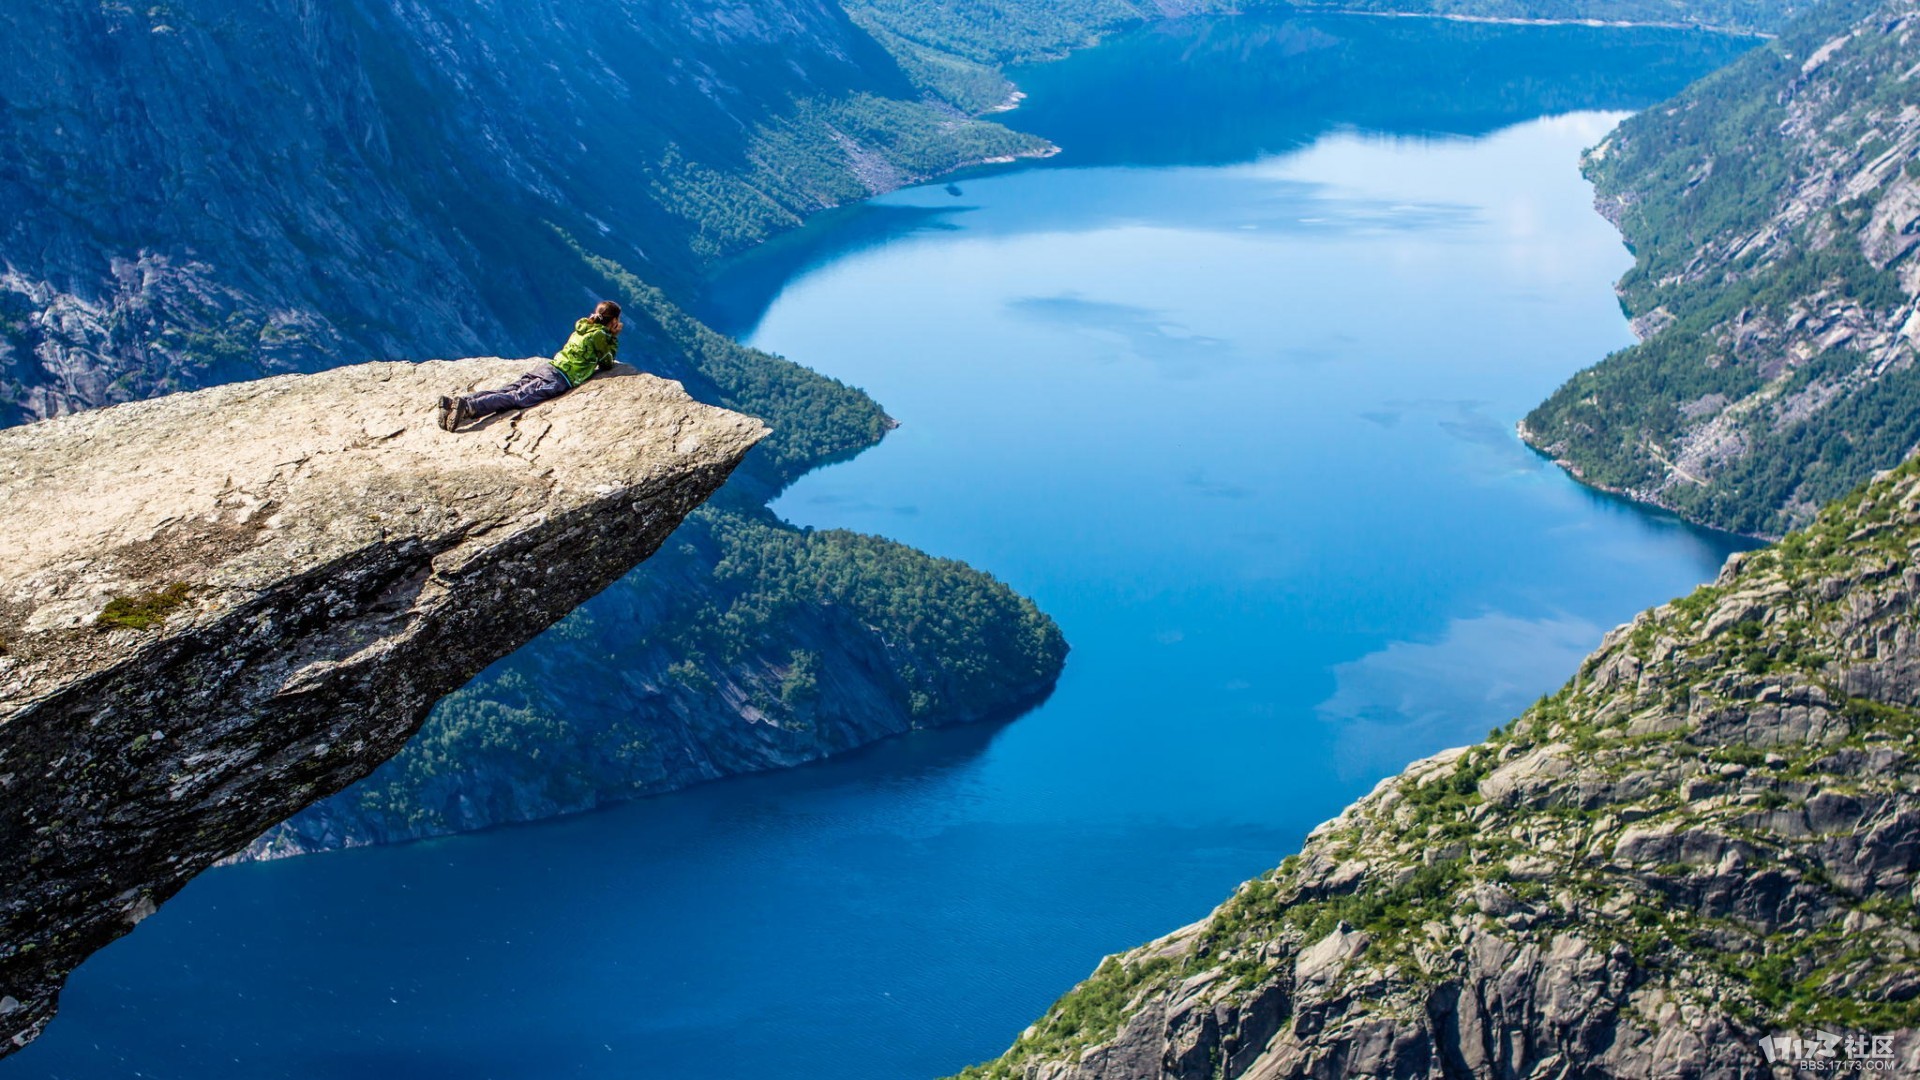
(1523, 0), (1920, 538)
(0, 0), (1067, 857)
(0, 0), (1045, 422)
(953, 453), (1920, 1080)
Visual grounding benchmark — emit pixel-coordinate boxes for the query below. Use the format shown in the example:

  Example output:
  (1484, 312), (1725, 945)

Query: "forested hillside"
(0, 0), (1046, 422)
(0, 0), (1065, 857)
(1524, 0), (1920, 537)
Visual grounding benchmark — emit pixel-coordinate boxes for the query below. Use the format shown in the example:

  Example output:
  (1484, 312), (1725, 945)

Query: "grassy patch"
(953, 954), (1180, 1078)
(95, 583), (192, 631)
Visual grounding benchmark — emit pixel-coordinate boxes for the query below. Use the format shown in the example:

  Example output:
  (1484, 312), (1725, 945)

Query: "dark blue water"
(14, 16), (1757, 1080)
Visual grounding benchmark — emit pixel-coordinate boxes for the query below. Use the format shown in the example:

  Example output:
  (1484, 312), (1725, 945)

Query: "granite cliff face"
(1523, 0), (1920, 538)
(956, 462), (1920, 1079)
(0, 360), (764, 1054)
(0, 0), (1046, 423)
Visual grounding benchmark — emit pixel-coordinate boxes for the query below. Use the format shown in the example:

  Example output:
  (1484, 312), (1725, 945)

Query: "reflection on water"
(1008, 293), (1240, 377)
(1319, 610), (1603, 776)
(21, 15), (1758, 1080)
(1002, 12), (1758, 168)
(700, 14), (1755, 335)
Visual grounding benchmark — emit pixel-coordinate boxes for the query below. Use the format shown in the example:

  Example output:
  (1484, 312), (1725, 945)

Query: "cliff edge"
(0, 359), (766, 1054)
(957, 460), (1920, 1078)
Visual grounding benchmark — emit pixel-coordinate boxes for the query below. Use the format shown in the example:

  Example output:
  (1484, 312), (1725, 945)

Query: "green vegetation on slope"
(1523, 0), (1920, 537)
(958, 458), (1920, 1077)
(93, 583), (192, 632)
(687, 507), (1066, 710)
(647, 94), (1051, 262)
(843, 0), (1163, 66)
(842, 17), (1022, 114)
(298, 503), (1067, 843)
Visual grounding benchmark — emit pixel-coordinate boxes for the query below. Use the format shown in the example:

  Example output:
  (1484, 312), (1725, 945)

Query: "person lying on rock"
(438, 300), (623, 431)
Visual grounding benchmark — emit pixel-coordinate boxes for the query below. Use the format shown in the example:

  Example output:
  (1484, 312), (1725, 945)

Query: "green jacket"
(550, 318), (619, 386)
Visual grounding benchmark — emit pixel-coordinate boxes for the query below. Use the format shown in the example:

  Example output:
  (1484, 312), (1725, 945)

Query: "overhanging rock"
(0, 358), (766, 1053)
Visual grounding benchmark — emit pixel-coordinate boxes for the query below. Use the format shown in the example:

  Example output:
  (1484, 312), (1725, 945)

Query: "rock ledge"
(0, 358), (765, 1053)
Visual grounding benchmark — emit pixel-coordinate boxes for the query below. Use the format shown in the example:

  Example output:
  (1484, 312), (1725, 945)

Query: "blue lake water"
(14, 15), (1757, 1080)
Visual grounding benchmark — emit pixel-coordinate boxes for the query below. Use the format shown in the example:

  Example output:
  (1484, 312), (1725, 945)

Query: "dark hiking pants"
(466, 363), (572, 418)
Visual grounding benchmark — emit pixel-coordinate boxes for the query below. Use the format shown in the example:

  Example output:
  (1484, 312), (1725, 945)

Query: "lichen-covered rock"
(954, 462), (1920, 1079)
(0, 358), (764, 1054)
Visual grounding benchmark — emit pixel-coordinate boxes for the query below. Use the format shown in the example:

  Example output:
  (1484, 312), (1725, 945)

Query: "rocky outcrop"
(954, 462), (1920, 1079)
(0, 359), (765, 1055)
(1522, 0), (1920, 538)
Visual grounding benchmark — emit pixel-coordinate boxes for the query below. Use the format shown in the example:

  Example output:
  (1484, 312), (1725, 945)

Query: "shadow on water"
(1571, 477), (1768, 553)
(1523, 438), (1769, 567)
(696, 12), (1758, 335)
(448, 703), (1026, 854)
(1003, 12), (1760, 168)
(698, 203), (972, 338)
(586, 668), (1057, 822)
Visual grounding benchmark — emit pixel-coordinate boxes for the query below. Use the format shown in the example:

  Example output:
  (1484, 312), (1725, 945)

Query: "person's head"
(589, 300), (623, 337)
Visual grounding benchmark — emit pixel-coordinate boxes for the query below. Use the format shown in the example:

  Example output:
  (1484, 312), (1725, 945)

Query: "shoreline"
(700, 5), (1757, 292)
(1306, 7), (1774, 37)
(1514, 419), (1777, 543)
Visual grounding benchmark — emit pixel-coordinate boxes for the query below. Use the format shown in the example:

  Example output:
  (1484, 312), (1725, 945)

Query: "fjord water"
(19, 17), (1757, 1080)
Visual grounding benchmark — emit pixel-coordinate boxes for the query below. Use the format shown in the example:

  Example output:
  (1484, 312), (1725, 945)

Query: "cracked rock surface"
(0, 358), (764, 1054)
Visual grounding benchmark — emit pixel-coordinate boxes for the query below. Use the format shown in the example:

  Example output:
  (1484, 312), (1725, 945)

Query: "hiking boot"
(438, 395), (469, 432)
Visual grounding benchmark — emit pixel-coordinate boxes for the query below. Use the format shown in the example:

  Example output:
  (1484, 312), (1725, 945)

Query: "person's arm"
(597, 332), (619, 372)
